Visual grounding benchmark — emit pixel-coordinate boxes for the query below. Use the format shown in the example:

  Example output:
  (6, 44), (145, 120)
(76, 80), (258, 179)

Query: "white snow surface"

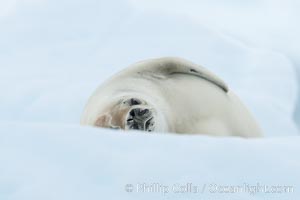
(0, 0), (299, 199)
(0, 123), (299, 200)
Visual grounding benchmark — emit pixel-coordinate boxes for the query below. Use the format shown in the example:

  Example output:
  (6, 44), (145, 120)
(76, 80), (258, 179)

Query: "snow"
(0, 0), (299, 199)
(0, 123), (299, 200)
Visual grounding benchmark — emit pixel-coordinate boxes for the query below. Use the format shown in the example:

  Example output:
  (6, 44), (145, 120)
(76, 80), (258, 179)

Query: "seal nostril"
(139, 109), (149, 116)
(130, 109), (136, 117)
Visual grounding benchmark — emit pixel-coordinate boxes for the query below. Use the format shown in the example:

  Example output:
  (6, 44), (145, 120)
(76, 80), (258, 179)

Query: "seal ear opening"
(190, 69), (198, 73)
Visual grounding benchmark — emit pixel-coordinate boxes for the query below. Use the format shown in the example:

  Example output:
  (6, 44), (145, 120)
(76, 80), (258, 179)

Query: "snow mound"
(0, 123), (299, 200)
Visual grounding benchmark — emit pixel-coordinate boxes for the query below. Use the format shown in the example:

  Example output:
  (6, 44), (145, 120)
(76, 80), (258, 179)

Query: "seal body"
(81, 57), (262, 137)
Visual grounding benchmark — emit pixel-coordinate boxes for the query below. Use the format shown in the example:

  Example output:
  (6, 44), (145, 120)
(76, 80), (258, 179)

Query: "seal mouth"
(126, 107), (155, 132)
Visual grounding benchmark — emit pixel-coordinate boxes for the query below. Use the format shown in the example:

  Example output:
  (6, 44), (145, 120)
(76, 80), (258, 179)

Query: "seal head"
(95, 97), (156, 132)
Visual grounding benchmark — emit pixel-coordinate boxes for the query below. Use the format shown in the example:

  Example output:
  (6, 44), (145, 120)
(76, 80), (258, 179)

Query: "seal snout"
(126, 107), (155, 132)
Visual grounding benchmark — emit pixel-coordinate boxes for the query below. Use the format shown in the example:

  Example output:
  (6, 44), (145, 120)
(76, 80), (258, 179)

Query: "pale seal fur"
(81, 57), (262, 137)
